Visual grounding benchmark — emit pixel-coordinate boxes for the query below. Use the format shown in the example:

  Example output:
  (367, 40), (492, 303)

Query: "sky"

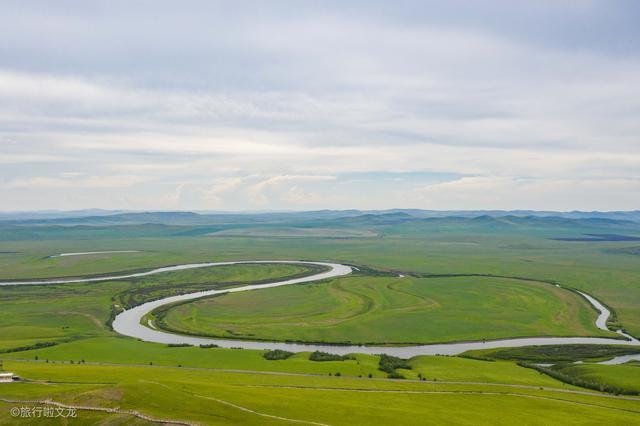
(1, 0), (639, 212)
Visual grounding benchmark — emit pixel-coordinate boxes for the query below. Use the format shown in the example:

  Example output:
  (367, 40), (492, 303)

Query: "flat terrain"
(0, 263), (315, 351)
(208, 227), (378, 238)
(158, 275), (610, 344)
(2, 218), (638, 339)
(2, 213), (640, 423)
(2, 360), (639, 425)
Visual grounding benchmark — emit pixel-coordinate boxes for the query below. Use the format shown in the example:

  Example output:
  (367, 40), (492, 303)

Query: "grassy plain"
(158, 275), (610, 344)
(1, 217), (640, 423)
(1, 220), (639, 338)
(1, 360), (640, 425)
(0, 263), (315, 352)
(2, 337), (578, 387)
(549, 363), (640, 395)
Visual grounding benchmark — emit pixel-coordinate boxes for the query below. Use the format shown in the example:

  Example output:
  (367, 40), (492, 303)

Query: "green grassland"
(547, 363), (640, 395)
(1, 218), (639, 338)
(0, 336), (579, 387)
(0, 263), (316, 352)
(1, 360), (639, 425)
(208, 227), (379, 238)
(2, 216), (640, 423)
(157, 275), (611, 344)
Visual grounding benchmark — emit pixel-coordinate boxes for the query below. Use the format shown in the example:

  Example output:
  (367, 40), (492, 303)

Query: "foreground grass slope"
(1, 361), (639, 425)
(2, 337), (576, 387)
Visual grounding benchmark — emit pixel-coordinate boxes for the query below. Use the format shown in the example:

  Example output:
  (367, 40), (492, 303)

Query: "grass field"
(208, 227), (379, 238)
(1, 222), (638, 339)
(2, 216), (640, 423)
(0, 337), (578, 387)
(0, 263), (316, 352)
(157, 275), (611, 344)
(547, 363), (640, 395)
(1, 360), (639, 425)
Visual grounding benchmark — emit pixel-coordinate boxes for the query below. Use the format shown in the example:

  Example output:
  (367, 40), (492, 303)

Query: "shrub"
(387, 371), (405, 379)
(378, 354), (412, 374)
(263, 349), (294, 360)
(309, 351), (355, 362)
(1, 341), (57, 354)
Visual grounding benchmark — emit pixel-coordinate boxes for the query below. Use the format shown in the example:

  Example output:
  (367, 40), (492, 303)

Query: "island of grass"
(462, 345), (640, 363)
(152, 275), (615, 345)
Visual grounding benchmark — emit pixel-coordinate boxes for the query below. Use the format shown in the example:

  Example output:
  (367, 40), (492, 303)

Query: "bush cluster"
(263, 349), (294, 360)
(309, 351), (355, 361)
(378, 354), (411, 378)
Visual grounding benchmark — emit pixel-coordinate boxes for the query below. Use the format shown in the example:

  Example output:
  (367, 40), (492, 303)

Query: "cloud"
(4, 175), (152, 189)
(0, 1), (638, 210)
(407, 176), (640, 211)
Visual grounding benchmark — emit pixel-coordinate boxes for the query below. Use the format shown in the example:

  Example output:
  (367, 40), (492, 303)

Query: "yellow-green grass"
(552, 363), (640, 394)
(0, 401), (154, 425)
(3, 337), (575, 387)
(0, 282), (121, 352)
(0, 263), (315, 352)
(1, 361), (639, 425)
(158, 275), (611, 344)
(403, 356), (572, 387)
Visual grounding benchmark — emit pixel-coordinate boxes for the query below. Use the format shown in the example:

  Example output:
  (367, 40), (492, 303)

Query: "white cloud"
(0, 2), (638, 211)
(4, 175), (152, 189)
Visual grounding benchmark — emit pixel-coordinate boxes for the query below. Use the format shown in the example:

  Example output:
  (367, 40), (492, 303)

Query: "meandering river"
(2, 260), (639, 360)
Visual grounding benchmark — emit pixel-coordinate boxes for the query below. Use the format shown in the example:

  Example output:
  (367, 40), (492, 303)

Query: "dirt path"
(0, 397), (195, 425)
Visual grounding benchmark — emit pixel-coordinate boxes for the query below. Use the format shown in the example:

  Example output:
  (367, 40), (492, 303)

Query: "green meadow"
(2, 360), (639, 425)
(0, 263), (315, 352)
(1, 214), (640, 423)
(158, 275), (610, 344)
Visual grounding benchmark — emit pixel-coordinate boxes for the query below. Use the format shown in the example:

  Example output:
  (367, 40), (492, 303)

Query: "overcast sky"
(1, 1), (639, 211)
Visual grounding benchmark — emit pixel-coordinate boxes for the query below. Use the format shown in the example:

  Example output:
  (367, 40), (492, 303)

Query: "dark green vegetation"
(465, 345), (640, 363)
(309, 351), (355, 361)
(378, 354), (412, 378)
(1, 210), (640, 423)
(262, 349), (294, 360)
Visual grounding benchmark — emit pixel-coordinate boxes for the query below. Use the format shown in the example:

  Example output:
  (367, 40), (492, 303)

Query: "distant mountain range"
(1, 209), (639, 242)
(1, 209), (639, 226)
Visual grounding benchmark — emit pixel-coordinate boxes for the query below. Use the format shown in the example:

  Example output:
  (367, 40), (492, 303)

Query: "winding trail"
(2, 260), (639, 357)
